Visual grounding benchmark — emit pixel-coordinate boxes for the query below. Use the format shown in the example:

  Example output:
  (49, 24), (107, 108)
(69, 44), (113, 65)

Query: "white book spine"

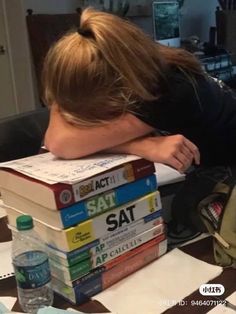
(6, 191), (162, 252)
(47, 214), (163, 267)
(92, 223), (165, 267)
(50, 224), (165, 283)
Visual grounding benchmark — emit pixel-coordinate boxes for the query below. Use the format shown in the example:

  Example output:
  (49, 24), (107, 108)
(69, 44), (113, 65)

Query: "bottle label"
(13, 251), (51, 289)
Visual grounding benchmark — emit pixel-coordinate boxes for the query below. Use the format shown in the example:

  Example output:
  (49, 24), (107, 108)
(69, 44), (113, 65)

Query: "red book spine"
(104, 232), (165, 271)
(102, 237), (166, 289)
(53, 183), (75, 209)
(1, 158), (155, 210)
(132, 158), (155, 179)
(54, 158), (155, 209)
(52, 237), (167, 304)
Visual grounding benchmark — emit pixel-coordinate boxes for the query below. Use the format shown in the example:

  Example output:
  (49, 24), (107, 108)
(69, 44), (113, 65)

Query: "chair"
(26, 9), (81, 103)
(0, 108), (49, 162)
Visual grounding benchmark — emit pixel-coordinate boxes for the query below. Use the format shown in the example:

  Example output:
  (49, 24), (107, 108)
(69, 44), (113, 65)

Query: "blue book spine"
(60, 174), (157, 228)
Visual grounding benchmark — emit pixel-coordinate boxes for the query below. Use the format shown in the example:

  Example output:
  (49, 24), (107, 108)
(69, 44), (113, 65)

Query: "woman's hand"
(106, 134), (200, 173)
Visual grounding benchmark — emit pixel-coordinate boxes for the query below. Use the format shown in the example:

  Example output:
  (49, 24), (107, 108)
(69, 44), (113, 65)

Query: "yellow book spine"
(65, 191), (160, 251)
(66, 219), (95, 251)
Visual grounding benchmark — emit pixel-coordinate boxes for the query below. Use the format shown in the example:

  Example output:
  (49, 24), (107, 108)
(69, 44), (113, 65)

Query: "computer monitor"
(152, 0), (180, 47)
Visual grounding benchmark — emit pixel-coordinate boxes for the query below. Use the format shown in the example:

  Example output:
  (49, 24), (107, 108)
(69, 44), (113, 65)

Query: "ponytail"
(42, 7), (203, 126)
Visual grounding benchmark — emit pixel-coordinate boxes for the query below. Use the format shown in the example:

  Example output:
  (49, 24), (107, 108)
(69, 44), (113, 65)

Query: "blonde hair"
(42, 7), (203, 126)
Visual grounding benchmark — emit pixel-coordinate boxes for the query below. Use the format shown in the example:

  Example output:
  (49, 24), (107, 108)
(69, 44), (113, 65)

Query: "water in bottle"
(12, 215), (54, 313)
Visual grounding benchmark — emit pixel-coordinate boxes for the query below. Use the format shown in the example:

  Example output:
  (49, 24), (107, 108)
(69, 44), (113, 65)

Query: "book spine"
(71, 234), (166, 288)
(48, 210), (163, 267)
(66, 191), (161, 251)
(91, 223), (165, 268)
(104, 233), (166, 271)
(102, 239), (167, 290)
(6, 191), (162, 252)
(49, 258), (92, 283)
(60, 174), (157, 228)
(55, 158), (155, 208)
(51, 232), (165, 283)
(52, 238), (167, 304)
(47, 238), (99, 267)
(49, 224), (165, 282)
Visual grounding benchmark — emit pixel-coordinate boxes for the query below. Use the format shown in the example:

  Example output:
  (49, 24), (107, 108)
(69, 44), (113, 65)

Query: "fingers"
(117, 134), (200, 173)
(180, 144), (193, 160)
(169, 152), (192, 173)
(183, 137), (200, 165)
(168, 135), (200, 172)
(177, 151), (193, 172)
(168, 157), (182, 172)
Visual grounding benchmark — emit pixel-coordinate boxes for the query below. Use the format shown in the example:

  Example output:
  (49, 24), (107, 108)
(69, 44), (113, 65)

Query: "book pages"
(0, 153), (140, 184)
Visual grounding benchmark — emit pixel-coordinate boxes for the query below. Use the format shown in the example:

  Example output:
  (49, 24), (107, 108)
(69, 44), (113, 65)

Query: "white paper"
(0, 241), (14, 280)
(38, 307), (116, 314)
(94, 249), (222, 314)
(207, 292), (236, 313)
(154, 163), (185, 186)
(67, 309), (117, 314)
(180, 233), (210, 247)
(0, 297), (17, 310)
(0, 152), (186, 186)
(0, 153), (140, 184)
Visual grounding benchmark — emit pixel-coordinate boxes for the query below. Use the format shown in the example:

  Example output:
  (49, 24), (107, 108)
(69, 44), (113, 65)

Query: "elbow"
(45, 142), (68, 159)
(44, 132), (81, 160)
(44, 137), (67, 159)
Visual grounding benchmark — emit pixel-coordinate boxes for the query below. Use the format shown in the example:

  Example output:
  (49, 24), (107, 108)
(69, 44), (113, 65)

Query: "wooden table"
(0, 217), (235, 313)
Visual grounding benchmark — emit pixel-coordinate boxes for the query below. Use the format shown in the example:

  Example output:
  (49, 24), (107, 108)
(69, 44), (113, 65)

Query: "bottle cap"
(16, 215), (34, 230)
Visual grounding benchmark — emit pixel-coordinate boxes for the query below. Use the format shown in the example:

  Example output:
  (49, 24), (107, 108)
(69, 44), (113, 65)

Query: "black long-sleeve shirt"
(133, 69), (236, 166)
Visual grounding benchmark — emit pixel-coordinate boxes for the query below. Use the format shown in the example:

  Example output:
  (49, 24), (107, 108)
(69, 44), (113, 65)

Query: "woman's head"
(42, 7), (202, 126)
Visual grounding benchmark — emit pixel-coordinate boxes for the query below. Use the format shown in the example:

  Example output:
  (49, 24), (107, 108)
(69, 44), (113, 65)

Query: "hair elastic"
(77, 28), (94, 39)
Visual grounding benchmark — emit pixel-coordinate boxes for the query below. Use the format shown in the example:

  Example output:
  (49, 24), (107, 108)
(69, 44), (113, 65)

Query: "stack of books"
(0, 152), (167, 304)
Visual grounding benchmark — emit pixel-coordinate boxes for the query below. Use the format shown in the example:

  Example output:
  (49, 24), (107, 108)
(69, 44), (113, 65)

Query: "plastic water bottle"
(12, 215), (53, 313)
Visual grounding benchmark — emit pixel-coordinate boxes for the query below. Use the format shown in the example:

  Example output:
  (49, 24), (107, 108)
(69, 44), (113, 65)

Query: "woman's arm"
(105, 135), (200, 172)
(44, 103), (154, 159)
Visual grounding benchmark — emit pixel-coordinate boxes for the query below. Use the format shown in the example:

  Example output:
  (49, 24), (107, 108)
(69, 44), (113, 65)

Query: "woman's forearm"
(105, 135), (200, 172)
(44, 104), (154, 159)
(104, 137), (146, 155)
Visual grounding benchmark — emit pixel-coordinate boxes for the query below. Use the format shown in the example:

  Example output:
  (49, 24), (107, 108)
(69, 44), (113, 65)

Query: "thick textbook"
(47, 210), (163, 267)
(6, 191), (162, 251)
(49, 223), (165, 283)
(0, 153), (155, 209)
(52, 236), (167, 304)
(1, 174), (157, 228)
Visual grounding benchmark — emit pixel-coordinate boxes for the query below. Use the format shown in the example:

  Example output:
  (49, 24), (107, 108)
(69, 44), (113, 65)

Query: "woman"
(43, 7), (236, 172)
